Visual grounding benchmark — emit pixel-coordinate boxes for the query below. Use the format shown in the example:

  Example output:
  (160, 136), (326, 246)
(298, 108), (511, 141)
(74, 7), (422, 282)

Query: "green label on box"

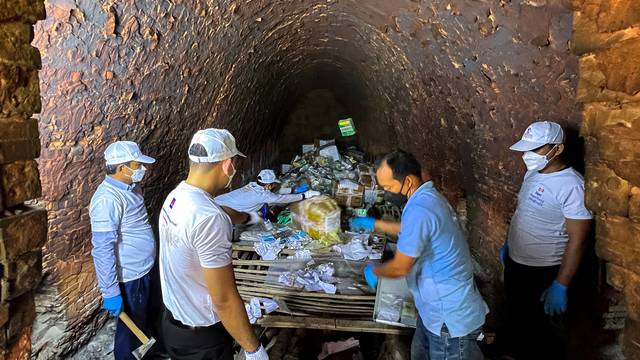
(338, 118), (356, 137)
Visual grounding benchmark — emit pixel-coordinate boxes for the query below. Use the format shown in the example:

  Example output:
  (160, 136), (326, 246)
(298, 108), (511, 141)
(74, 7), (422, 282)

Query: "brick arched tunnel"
(0, 0), (639, 359)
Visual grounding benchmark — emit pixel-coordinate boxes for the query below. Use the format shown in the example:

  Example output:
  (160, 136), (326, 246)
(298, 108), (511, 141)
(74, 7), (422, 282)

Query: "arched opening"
(0, 0), (637, 358)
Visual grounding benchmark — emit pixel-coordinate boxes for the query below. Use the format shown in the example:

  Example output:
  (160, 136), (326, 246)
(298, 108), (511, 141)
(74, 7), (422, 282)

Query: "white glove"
(245, 212), (263, 226)
(304, 190), (321, 199)
(245, 344), (269, 360)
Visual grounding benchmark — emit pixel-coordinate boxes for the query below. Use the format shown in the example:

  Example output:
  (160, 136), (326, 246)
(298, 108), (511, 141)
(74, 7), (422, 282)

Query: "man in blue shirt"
(350, 150), (488, 360)
(89, 141), (156, 360)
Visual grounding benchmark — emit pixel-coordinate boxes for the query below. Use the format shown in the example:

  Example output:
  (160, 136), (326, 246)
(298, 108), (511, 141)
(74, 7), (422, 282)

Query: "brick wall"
(0, 0), (47, 358)
(573, 0), (640, 357)
(27, 0), (618, 356)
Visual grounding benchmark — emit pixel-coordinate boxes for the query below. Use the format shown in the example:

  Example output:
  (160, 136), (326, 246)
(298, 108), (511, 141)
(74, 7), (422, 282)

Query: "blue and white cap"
(104, 141), (156, 165)
(188, 128), (246, 163)
(257, 169), (280, 184)
(510, 121), (564, 152)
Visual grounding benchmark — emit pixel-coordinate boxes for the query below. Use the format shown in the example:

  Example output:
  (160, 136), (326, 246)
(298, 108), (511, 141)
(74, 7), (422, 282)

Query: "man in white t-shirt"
(215, 168), (319, 213)
(89, 141), (156, 360)
(159, 129), (268, 360)
(500, 121), (592, 360)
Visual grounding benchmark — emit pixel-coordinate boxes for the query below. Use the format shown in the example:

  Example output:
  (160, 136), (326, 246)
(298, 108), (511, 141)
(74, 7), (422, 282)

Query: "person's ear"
(221, 158), (232, 173)
(405, 176), (414, 191)
(555, 144), (564, 157)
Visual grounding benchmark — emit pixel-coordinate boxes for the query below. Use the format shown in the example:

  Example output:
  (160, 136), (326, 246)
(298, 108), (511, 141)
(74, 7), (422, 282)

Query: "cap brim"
(509, 139), (546, 152)
(136, 154), (156, 164)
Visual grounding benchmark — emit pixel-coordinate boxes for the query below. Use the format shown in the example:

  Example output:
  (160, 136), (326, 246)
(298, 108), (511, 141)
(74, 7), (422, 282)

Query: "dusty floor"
(68, 320), (411, 360)
(69, 320), (115, 360)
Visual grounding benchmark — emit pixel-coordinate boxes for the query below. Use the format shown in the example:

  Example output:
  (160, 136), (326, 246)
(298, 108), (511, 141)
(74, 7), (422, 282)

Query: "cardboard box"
(359, 174), (376, 189)
(333, 180), (365, 208)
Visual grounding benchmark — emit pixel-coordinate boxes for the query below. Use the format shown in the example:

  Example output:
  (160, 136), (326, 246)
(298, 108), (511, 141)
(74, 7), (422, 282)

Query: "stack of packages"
(237, 139), (398, 299)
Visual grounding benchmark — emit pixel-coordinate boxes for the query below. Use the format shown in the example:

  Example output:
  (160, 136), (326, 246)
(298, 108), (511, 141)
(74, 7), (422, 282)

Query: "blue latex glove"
(103, 295), (123, 317)
(364, 264), (378, 290)
(294, 183), (310, 194)
(349, 217), (375, 232)
(540, 280), (568, 316)
(499, 242), (508, 264)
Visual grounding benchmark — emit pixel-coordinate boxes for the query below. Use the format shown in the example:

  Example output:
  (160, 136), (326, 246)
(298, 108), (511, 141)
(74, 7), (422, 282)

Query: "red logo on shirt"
(538, 186), (544, 193)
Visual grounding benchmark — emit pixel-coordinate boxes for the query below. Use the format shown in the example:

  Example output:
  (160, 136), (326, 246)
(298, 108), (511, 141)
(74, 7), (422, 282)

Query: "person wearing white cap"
(158, 129), (268, 360)
(500, 121), (592, 359)
(215, 168), (320, 213)
(88, 141), (157, 360)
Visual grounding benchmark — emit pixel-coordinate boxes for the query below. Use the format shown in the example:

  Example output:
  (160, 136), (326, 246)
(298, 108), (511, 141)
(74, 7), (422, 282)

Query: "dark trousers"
(504, 256), (565, 360)
(161, 309), (233, 360)
(115, 272), (152, 360)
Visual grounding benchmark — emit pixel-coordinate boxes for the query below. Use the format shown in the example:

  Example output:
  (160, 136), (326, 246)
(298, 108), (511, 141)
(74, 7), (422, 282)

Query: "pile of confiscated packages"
(236, 139), (401, 302)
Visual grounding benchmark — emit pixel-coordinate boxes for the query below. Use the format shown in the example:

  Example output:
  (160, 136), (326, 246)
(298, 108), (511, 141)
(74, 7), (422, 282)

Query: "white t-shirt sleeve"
(264, 191), (303, 205)
(559, 184), (593, 220)
(89, 196), (123, 232)
(191, 213), (232, 268)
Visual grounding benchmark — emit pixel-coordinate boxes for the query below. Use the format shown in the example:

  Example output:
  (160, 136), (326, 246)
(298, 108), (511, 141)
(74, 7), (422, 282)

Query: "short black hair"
(105, 161), (130, 175)
(188, 143), (219, 170)
(378, 149), (422, 182)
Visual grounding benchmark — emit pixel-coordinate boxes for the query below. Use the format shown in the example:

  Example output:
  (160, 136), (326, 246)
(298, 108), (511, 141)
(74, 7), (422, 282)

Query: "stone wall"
(572, 0), (640, 358)
(0, 0), (47, 358)
(30, 0), (592, 356)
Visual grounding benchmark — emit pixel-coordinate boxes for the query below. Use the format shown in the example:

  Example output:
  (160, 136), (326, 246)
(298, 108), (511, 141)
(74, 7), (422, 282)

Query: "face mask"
(384, 177), (408, 208)
(223, 162), (236, 188)
(522, 145), (557, 171)
(125, 165), (146, 183)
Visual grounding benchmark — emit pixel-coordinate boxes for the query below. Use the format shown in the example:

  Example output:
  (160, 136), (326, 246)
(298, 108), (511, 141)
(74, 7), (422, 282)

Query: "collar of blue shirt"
(408, 181), (434, 201)
(104, 175), (135, 191)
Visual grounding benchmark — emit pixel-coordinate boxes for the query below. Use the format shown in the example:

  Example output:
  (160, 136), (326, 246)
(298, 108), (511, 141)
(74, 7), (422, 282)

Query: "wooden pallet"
(256, 315), (412, 335)
(231, 250), (376, 318)
(229, 233), (409, 336)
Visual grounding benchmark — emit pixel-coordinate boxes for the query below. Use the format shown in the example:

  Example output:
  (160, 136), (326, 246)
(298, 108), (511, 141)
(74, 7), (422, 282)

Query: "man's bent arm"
(203, 264), (259, 352)
(556, 218), (591, 286)
(220, 206), (250, 224)
(374, 220), (401, 236)
(373, 251), (415, 279)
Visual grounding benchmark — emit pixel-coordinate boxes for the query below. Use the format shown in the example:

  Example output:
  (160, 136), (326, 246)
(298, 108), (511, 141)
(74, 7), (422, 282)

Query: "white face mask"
(522, 145), (557, 171)
(125, 164), (146, 183)
(224, 162), (236, 188)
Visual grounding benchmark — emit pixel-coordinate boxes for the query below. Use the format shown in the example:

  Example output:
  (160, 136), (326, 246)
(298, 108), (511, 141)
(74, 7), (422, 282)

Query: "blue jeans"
(411, 317), (484, 360)
(115, 272), (152, 360)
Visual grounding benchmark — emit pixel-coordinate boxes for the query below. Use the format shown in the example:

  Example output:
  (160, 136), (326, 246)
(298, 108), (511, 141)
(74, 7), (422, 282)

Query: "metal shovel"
(118, 312), (156, 359)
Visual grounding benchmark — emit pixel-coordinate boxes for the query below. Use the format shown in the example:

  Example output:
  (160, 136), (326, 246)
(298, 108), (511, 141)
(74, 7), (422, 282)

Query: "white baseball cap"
(104, 141), (156, 165)
(188, 128), (246, 163)
(257, 169), (280, 184)
(510, 121), (565, 152)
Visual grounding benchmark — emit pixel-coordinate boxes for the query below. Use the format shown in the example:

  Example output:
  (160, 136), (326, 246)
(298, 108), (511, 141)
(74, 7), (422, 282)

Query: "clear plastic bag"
(265, 259), (375, 295)
(289, 196), (341, 245)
